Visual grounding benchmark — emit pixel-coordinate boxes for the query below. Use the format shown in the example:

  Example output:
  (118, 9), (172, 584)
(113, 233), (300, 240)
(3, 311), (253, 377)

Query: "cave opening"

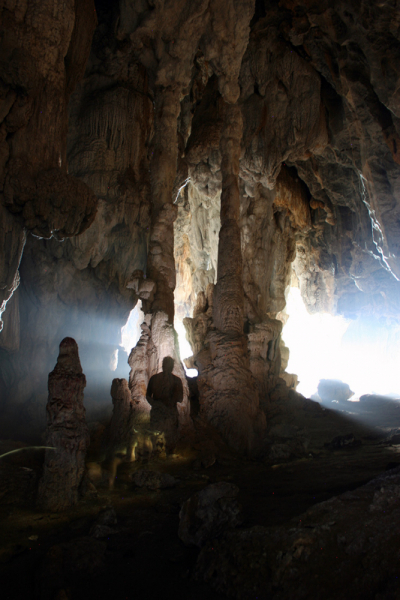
(120, 300), (143, 357)
(282, 285), (400, 402)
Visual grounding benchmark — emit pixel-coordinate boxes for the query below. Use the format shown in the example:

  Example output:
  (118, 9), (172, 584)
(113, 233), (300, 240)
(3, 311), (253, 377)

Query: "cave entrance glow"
(282, 287), (400, 400)
(121, 299), (197, 377)
(121, 300), (144, 355)
(175, 319), (198, 377)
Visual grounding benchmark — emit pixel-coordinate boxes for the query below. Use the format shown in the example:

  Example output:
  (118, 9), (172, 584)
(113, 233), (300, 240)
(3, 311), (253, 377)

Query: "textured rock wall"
(277, 0), (400, 318)
(0, 2), (153, 438)
(0, 0), (98, 332)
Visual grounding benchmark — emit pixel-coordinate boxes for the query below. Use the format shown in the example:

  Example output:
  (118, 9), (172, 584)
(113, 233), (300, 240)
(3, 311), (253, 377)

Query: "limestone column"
(37, 338), (89, 511)
(213, 103), (245, 333)
(196, 102), (266, 454)
(104, 378), (133, 457)
(143, 87), (182, 323)
(129, 87), (190, 431)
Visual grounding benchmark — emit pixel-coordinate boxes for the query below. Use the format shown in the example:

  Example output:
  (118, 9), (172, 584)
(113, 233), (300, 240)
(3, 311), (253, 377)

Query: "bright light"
(121, 301), (143, 355)
(175, 320), (198, 377)
(282, 287), (400, 399)
(282, 288), (349, 398)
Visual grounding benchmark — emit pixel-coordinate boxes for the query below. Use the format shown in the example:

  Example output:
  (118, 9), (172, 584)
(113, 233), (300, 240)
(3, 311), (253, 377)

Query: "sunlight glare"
(121, 301), (143, 355)
(282, 287), (400, 399)
(175, 320), (198, 377)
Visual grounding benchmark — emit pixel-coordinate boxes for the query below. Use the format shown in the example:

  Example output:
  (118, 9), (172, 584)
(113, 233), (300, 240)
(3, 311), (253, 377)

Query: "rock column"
(213, 103), (245, 333)
(129, 88), (190, 431)
(143, 88), (182, 323)
(105, 378), (134, 457)
(37, 338), (89, 511)
(196, 103), (266, 454)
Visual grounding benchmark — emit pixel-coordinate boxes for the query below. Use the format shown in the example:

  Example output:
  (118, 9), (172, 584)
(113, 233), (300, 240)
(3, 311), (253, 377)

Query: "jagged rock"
(0, 204), (26, 334)
(89, 508), (118, 539)
(128, 311), (190, 434)
(37, 338), (90, 512)
(0, 0), (98, 335)
(178, 482), (241, 547)
(1, 0), (400, 488)
(186, 102), (267, 455)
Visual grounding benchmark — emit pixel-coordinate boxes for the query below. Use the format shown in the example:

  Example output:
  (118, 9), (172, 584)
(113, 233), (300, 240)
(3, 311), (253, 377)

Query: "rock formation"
(0, 0), (399, 450)
(0, 0), (98, 333)
(104, 378), (134, 459)
(195, 466), (400, 599)
(185, 103), (267, 453)
(1, 4), (400, 599)
(178, 482), (242, 547)
(37, 338), (89, 511)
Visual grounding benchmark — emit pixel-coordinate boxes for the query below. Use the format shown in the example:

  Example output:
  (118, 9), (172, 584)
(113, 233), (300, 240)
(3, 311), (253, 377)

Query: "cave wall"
(1, 0), (400, 442)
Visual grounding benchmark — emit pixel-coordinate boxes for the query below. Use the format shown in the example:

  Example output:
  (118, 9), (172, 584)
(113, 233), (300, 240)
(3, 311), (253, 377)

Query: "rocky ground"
(1, 397), (400, 600)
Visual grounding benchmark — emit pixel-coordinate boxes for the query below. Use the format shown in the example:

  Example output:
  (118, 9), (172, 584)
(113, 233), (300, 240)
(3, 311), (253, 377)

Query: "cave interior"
(1, 0), (400, 598)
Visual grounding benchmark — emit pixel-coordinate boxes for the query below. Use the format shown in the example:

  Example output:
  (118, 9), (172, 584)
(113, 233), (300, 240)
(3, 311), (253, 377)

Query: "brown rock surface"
(37, 338), (90, 512)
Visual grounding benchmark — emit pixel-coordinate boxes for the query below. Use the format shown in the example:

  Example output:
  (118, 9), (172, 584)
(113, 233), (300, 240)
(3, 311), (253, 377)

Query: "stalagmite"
(104, 378), (134, 458)
(37, 338), (89, 511)
(194, 103), (266, 454)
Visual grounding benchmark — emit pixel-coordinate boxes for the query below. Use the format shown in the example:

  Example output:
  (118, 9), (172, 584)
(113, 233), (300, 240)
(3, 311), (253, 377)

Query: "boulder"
(178, 482), (241, 547)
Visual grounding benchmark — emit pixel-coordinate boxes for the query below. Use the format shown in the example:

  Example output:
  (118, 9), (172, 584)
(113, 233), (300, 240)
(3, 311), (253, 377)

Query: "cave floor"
(1, 402), (400, 599)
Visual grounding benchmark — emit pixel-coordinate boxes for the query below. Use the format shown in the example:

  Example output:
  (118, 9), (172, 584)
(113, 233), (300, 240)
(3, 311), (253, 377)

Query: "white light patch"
(121, 301), (144, 355)
(282, 288), (350, 398)
(282, 287), (400, 399)
(175, 320), (198, 377)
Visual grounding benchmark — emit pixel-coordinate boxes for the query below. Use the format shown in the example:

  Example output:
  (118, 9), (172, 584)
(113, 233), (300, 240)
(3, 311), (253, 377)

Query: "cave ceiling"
(0, 0), (400, 436)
